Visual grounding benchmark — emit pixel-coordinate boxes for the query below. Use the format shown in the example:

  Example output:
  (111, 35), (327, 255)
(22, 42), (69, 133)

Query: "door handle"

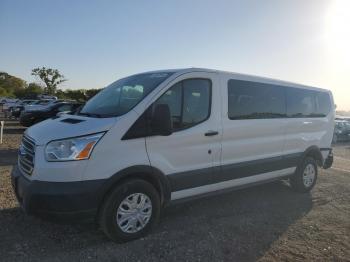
(205, 131), (219, 136)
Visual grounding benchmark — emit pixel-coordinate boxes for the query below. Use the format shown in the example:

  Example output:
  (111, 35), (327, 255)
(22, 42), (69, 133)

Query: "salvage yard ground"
(0, 117), (349, 261)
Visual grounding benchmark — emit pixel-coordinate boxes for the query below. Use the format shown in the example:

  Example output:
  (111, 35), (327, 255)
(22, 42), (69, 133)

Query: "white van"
(12, 68), (334, 242)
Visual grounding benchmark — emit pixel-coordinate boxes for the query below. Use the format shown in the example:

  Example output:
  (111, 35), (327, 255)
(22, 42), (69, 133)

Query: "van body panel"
(25, 114), (116, 146)
(171, 167), (296, 200)
(283, 117), (333, 158)
(30, 145), (88, 182)
(83, 110), (151, 181)
(12, 68), (335, 223)
(220, 74), (288, 185)
(221, 118), (287, 164)
(145, 72), (222, 185)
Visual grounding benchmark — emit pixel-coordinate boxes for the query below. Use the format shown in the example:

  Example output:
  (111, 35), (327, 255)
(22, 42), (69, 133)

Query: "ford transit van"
(11, 68), (334, 242)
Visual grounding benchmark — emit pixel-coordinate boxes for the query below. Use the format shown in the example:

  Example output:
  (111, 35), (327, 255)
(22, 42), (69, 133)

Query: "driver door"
(145, 72), (222, 200)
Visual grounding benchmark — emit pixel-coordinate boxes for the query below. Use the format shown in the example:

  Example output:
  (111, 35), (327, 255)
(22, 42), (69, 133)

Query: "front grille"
(18, 135), (36, 176)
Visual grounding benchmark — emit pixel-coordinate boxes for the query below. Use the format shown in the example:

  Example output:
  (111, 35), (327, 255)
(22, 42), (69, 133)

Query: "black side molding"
(168, 153), (302, 192)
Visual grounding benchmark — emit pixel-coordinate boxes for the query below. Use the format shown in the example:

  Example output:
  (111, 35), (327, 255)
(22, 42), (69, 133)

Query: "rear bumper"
(11, 165), (105, 223)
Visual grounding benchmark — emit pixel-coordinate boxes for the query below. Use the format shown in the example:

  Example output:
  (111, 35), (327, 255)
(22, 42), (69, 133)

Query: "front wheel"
(99, 179), (160, 243)
(290, 157), (318, 193)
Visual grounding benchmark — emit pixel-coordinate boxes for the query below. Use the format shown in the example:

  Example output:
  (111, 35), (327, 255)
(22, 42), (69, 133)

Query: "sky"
(0, 0), (349, 110)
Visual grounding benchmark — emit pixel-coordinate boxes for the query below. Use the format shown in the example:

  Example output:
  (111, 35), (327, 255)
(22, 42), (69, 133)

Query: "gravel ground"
(0, 116), (350, 261)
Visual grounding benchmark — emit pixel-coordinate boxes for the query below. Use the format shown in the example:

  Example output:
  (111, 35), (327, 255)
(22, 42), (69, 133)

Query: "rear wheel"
(99, 179), (160, 242)
(290, 157), (318, 193)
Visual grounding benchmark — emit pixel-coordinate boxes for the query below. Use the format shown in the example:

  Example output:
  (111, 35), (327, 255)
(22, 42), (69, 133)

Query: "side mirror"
(151, 104), (172, 136)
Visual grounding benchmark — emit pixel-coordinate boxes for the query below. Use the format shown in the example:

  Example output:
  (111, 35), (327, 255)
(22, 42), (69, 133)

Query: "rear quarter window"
(286, 88), (316, 117)
(315, 91), (331, 117)
(286, 87), (331, 118)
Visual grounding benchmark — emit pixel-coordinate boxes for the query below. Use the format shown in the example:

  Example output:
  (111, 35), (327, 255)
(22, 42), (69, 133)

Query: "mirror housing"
(151, 104), (172, 136)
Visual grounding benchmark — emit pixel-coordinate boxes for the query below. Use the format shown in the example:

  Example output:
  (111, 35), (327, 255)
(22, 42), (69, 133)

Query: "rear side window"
(154, 78), (211, 131)
(315, 92), (331, 117)
(286, 88), (331, 117)
(228, 79), (285, 119)
(286, 88), (316, 117)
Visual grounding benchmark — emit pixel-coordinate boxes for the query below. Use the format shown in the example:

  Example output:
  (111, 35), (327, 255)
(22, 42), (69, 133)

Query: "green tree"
(0, 72), (26, 97)
(85, 88), (101, 99)
(31, 67), (66, 95)
(0, 86), (9, 97)
(25, 83), (44, 98)
(65, 89), (87, 102)
(55, 89), (69, 100)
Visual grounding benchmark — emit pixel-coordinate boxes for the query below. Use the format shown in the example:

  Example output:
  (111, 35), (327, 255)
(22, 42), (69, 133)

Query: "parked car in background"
(20, 101), (81, 127)
(23, 99), (58, 112)
(1, 98), (20, 117)
(0, 97), (7, 106)
(2, 98), (20, 111)
(24, 99), (78, 112)
(37, 94), (58, 100)
(335, 115), (350, 123)
(9, 100), (38, 118)
(333, 120), (350, 143)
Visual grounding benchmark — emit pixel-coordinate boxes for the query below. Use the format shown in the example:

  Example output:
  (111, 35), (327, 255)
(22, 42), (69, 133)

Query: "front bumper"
(11, 165), (105, 223)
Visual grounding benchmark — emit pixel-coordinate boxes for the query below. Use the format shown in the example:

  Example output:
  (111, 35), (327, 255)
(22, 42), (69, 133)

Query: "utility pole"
(0, 121), (4, 144)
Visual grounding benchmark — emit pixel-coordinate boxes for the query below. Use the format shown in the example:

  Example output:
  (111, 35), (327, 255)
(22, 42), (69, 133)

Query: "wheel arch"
(301, 146), (324, 167)
(96, 165), (171, 214)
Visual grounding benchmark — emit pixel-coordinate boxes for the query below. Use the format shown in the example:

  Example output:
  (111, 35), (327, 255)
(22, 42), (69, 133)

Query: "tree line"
(0, 67), (101, 102)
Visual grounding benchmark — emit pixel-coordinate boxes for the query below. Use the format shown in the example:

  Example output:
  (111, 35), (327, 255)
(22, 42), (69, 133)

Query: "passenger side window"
(286, 88), (316, 117)
(228, 79), (285, 119)
(154, 78), (211, 131)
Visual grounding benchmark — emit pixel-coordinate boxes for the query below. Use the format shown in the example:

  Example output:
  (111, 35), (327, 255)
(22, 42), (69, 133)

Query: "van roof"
(143, 67), (330, 93)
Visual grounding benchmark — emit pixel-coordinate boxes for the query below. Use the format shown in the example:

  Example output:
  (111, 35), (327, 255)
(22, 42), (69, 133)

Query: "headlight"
(45, 133), (105, 161)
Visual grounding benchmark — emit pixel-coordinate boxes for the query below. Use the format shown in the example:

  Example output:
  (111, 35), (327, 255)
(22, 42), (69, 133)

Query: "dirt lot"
(0, 117), (350, 261)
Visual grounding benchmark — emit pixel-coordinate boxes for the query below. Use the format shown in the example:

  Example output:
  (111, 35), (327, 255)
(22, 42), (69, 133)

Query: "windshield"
(80, 72), (173, 117)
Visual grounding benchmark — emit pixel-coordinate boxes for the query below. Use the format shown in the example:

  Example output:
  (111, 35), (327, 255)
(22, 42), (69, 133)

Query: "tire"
(99, 179), (160, 243)
(290, 157), (318, 193)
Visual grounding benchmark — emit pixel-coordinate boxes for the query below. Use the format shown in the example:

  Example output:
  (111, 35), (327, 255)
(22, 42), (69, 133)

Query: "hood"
(25, 114), (117, 145)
